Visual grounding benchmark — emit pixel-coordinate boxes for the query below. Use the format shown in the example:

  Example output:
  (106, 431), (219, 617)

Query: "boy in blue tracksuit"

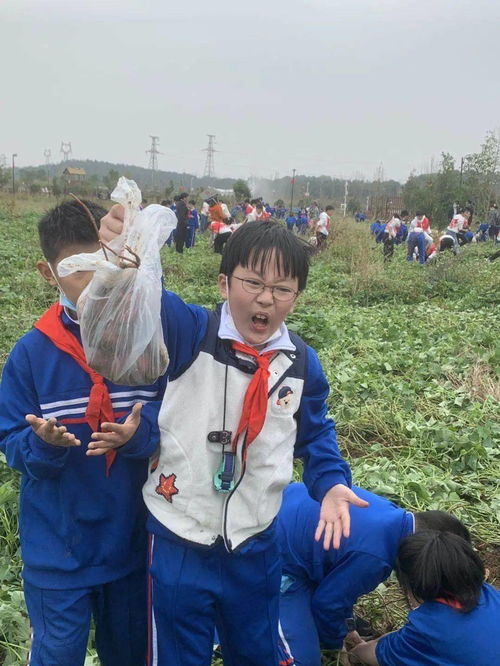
(0, 200), (167, 666)
(93, 215), (367, 666)
(185, 199), (199, 248)
(370, 220), (384, 242)
(286, 212), (298, 231)
(277, 482), (474, 666)
(351, 530), (500, 666)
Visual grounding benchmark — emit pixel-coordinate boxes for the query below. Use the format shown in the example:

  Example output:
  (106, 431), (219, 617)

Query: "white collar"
(218, 301), (296, 353)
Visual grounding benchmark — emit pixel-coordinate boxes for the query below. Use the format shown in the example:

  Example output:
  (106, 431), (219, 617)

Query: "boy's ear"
(218, 273), (228, 300)
(37, 260), (57, 287)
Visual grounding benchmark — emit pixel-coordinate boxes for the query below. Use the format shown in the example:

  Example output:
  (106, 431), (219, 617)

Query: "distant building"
(62, 167), (86, 185)
(204, 187), (234, 198)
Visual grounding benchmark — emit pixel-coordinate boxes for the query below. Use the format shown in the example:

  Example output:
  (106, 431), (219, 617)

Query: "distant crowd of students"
(370, 202), (500, 264)
(163, 196), (335, 254)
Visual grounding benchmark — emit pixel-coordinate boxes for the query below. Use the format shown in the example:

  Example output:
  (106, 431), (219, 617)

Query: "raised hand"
(25, 415), (81, 448)
(87, 402), (142, 456)
(99, 204), (125, 243)
(315, 484), (369, 550)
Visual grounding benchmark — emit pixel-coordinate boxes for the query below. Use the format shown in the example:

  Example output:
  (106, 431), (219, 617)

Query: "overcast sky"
(1, 0), (499, 182)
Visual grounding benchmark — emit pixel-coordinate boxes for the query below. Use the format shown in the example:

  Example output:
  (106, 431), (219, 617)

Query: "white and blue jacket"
(125, 290), (352, 552)
(0, 309), (166, 589)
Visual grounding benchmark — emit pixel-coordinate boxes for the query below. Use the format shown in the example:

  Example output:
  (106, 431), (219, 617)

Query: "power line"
(203, 134), (216, 178)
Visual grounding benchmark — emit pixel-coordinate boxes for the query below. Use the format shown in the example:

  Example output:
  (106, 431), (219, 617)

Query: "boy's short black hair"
(220, 220), (313, 291)
(325, 205), (334, 212)
(38, 199), (106, 263)
(415, 210), (424, 216)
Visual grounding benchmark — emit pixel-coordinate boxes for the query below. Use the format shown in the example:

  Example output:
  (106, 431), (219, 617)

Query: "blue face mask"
(59, 291), (78, 312)
(48, 262), (78, 311)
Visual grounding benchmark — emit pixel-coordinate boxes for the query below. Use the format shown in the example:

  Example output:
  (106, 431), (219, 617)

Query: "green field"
(0, 197), (499, 665)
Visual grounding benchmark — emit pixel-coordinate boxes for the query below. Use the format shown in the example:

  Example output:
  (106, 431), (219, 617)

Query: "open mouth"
(252, 314), (269, 330)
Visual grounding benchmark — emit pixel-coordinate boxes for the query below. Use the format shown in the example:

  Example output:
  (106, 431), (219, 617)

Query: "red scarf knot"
(231, 341), (275, 454)
(34, 303), (117, 476)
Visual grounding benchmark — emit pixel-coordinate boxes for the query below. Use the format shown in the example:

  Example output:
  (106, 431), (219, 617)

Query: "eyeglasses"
(231, 275), (298, 301)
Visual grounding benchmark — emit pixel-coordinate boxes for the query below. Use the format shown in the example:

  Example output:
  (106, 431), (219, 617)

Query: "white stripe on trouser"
(278, 620), (294, 663)
(150, 535), (158, 666)
(26, 627), (33, 665)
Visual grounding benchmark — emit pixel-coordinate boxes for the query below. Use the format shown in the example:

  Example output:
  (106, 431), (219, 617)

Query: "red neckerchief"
(34, 303), (116, 476)
(231, 341), (274, 458)
(436, 597), (463, 610)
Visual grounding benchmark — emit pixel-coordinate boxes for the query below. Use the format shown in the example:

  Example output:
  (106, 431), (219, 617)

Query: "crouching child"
(350, 527), (500, 666)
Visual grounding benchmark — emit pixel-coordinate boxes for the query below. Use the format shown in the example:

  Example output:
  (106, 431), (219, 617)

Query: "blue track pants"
(147, 532), (289, 665)
(24, 568), (147, 666)
(406, 231), (427, 264)
(280, 576), (322, 666)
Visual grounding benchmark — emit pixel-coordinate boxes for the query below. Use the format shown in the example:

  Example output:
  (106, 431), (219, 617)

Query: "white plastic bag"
(58, 178), (177, 385)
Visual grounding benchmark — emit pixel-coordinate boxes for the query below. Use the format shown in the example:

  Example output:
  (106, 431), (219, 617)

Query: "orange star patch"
(155, 473), (179, 503)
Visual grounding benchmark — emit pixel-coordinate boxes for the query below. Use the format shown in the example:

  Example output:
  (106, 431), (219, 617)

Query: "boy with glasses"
(91, 216), (367, 666)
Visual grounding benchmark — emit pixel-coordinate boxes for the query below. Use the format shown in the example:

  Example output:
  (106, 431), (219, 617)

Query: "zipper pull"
(213, 452), (236, 493)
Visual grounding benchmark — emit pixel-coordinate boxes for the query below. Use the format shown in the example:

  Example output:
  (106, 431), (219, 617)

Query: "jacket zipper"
(222, 436), (248, 552)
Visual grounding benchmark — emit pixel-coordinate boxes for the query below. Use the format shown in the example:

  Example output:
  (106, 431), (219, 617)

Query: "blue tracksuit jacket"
(277, 482), (413, 648)
(0, 308), (167, 589)
(376, 583), (500, 666)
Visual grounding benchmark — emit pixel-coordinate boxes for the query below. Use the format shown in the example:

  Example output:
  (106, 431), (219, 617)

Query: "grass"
(0, 198), (499, 664)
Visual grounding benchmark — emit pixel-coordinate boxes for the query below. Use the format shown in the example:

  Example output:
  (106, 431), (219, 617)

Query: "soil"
(478, 543), (500, 586)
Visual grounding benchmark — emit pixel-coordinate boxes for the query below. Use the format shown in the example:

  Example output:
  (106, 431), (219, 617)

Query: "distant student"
(408, 211), (430, 234)
(286, 212), (298, 231)
(476, 221), (490, 242)
(406, 211), (430, 264)
(174, 192), (190, 254)
(382, 211), (408, 261)
(200, 200), (210, 232)
(487, 203), (500, 241)
(220, 199), (231, 221)
(254, 203), (271, 221)
(316, 205), (333, 249)
(298, 209), (309, 235)
(370, 219), (383, 240)
(438, 231), (459, 255)
(447, 207), (471, 251)
(208, 197), (225, 233)
(185, 199), (199, 249)
(210, 218), (233, 254)
(277, 483), (471, 666)
(396, 219), (408, 244)
(350, 530), (500, 666)
(425, 233), (437, 262)
(0, 200), (166, 666)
